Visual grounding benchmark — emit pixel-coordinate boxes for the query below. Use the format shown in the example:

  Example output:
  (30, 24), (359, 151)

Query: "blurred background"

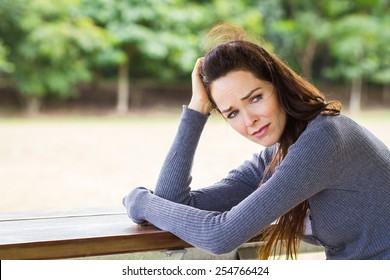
(0, 0), (389, 212)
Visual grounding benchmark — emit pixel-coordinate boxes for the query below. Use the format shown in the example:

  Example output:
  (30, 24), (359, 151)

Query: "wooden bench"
(0, 207), (194, 260)
(0, 207), (324, 260)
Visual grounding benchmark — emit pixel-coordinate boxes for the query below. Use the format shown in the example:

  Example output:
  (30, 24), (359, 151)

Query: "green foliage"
(82, 0), (197, 78)
(324, 14), (383, 82)
(81, 0), (265, 80)
(261, 0), (390, 87)
(370, 17), (390, 84)
(0, 0), (389, 111)
(0, 0), (112, 101)
(0, 41), (13, 73)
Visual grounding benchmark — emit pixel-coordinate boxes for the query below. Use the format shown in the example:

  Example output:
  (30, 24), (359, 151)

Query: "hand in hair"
(188, 57), (213, 115)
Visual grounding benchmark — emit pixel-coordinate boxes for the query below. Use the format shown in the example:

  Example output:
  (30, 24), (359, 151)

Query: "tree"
(325, 14), (381, 113)
(0, 0), (113, 115)
(271, 12), (330, 81)
(82, 0), (199, 114)
(370, 16), (390, 103)
(259, 0), (332, 80)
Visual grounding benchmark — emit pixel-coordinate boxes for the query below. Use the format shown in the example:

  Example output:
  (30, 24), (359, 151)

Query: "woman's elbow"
(203, 239), (240, 255)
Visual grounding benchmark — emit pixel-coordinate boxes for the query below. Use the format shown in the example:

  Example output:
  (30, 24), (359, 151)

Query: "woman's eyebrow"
(221, 86), (262, 114)
(241, 86), (262, 101)
(221, 107), (233, 114)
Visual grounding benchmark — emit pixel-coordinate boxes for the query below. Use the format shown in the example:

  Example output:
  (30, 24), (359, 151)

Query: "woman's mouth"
(251, 124), (270, 138)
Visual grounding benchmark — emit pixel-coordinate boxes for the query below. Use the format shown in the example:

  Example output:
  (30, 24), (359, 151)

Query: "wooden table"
(0, 207), (191, 260)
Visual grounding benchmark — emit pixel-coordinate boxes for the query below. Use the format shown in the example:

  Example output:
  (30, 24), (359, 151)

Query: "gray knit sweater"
(124, 106), (390, 260)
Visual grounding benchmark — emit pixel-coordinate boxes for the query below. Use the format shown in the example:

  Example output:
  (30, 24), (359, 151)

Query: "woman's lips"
(251, 124), (270, 138)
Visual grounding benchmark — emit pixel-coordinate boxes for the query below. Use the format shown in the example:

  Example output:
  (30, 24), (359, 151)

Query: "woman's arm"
(153, 106), (208, 203)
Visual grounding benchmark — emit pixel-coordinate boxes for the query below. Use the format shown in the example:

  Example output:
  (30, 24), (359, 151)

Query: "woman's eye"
(227, 110), (238, 119)
(251, 94), (263, 103)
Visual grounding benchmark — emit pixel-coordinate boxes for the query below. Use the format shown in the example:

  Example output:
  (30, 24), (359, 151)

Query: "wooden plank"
(0, 227), (192, 259)
(0, 207), (125, 221)
(0, 208), (191, 259)
(1, 213), (133, 244)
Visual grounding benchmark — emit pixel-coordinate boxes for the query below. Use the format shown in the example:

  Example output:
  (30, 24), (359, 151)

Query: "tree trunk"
(116, 56), (129, 115)
(298, 39), (317, 81)
(349, 76), (362, 114)
(26, 95), (42, 117)
(382, 84), (390, 104)
(90, 70), (102, 94)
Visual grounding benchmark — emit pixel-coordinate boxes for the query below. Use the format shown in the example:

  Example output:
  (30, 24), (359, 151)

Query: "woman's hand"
(188, 57), (213, 115)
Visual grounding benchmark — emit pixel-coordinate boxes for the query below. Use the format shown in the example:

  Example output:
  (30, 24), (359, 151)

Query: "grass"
(0, 107), (184, 125)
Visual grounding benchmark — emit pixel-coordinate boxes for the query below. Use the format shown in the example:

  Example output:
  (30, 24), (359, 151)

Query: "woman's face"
(210, 70), (287, 147)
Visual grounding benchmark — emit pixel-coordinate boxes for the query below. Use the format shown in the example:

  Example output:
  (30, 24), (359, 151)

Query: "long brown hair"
(201, 24), (341, 259)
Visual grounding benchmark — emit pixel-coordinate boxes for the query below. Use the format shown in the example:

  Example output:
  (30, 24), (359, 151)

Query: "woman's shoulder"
(307, 113), (387, 151)
(310, 113), (353, 129)
(308, 113), (363, 138)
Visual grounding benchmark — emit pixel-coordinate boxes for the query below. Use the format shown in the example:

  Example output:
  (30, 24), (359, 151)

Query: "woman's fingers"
(189, 58), (213, 114)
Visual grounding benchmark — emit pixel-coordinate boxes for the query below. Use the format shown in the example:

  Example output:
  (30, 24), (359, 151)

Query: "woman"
(123, 25), (390, 260)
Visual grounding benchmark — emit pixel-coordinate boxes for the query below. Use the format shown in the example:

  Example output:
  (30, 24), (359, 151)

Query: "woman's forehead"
(210, 71), (273, 107)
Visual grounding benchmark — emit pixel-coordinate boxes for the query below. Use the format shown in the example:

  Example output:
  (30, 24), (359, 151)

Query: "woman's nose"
(243, 110), (258, 127)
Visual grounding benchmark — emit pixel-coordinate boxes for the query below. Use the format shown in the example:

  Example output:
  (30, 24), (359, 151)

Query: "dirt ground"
(1, 109), (389, 212)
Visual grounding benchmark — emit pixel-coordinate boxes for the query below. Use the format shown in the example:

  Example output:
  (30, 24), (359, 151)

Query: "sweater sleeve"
(153, 106), (208, 202)
(126, 119), (341, 255)
(153, 106), (271, 212)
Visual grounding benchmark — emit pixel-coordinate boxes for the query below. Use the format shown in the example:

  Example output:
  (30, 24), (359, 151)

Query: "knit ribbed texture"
(124, 106), (390, 259)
